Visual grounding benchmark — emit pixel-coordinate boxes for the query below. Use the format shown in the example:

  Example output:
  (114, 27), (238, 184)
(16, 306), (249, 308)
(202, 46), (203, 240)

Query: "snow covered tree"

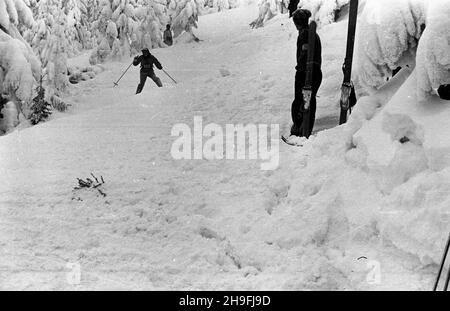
(355, 0), (450, 100)
(168, 0), (204, 39)
(45, 8), (70, 95)
(90, 0), (140, 63)
(297, 0), (349, 26)
(29, 74), (52, 125)
(0, 0), (41, 121)
(65, 0), (93, 51)
(415, 0), (450, 99)
(26, 0), (58, 62)
(204, 0), (240, 12)
(134, 0), (169, 50)
(25, 1), (70, 99)
(251, 0), (349, 29)
(250, 0), (278, 29)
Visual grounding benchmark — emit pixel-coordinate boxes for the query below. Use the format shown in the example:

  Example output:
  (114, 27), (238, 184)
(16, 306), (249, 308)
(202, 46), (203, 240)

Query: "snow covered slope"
(0, 3), (448, 290)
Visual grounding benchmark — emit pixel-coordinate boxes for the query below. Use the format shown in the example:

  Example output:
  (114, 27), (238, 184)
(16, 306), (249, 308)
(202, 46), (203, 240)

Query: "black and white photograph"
(1, 0), (450, 293)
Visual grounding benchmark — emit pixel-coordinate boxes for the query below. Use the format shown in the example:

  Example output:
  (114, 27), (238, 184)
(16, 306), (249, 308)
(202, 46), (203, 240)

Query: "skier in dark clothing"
(133, 48), (163, 94)
(290, 9), (322, 138)
(288, 0), (300, 17)
(163, 25), (173, 46)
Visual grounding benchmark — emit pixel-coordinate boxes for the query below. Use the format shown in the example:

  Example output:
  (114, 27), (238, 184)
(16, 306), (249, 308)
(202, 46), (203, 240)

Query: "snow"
(1, 2), (449, 290)
(355, 0), (450, 99)
(416, 0), (450, 99)
(0, 0), (35, 29)
(0, 37), (40, 108)
(298, 0), (349, 26)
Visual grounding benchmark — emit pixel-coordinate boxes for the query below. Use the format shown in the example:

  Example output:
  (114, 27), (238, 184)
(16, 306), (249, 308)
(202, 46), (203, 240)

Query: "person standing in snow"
(163, 25), (173, 46)
(289, 9), (322, 138)
(133, 48), (163, 94)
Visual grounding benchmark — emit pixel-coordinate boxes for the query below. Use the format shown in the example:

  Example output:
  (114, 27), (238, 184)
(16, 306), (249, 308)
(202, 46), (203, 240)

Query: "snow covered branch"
(297, 0), (349, 26)
(416, 0), (450, 98)
(0, 0), (41, 119)
(356, 0), (450, 99)
(168, 0), (204, 38)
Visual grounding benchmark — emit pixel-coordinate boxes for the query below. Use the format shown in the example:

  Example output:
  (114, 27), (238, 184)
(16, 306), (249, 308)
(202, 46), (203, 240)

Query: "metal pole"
(434, 233), (450, 291)
(444, 265), (450, 291)
(162, 69), (178, 84)
(113, 62), (133, 87)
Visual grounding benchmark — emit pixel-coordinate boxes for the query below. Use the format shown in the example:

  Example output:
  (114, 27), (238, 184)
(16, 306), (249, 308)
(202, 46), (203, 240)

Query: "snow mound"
(278, 65), (450, 289)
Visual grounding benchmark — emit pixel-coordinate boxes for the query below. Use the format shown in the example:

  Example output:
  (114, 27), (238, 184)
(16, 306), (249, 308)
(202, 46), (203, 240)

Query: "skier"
(289, 9), (322, 139)
(288, 0), (300, 17)
(163, 25), (173, 46)
(133, 48), (163, 94)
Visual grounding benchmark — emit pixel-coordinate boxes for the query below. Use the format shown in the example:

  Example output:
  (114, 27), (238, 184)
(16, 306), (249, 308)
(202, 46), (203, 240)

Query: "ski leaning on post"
(282, 20), (318, 147)
(339, 0), (359, 125)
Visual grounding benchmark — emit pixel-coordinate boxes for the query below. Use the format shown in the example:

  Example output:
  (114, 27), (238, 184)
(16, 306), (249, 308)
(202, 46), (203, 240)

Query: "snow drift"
(1, 1), (449, 290)
(275, 0), (450, 288)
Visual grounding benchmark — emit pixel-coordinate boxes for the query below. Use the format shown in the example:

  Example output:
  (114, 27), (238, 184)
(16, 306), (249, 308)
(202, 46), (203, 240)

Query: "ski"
(281, 135), (303, 147)
(301, 20), (318, 138)
(339, 0), (359, 125)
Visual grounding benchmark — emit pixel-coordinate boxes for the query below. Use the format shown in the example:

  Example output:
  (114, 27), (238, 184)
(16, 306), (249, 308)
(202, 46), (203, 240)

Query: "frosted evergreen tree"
(356, 0), (450, 100)
(45, 8), (70, 95)
(250, 0), (349, 28)
(134, 0), (168, 50)
(65, 0), (93, 51)
(168, 0), (204, 39)
(90, 0), (140, 63)
(204, 0), (240, 13)
(26, 1), (70, 94)
(26, 0), (58, 62)
(250, 0), (278, 29)
(297, 0), (349, 26)
(0, 0), (41, 120)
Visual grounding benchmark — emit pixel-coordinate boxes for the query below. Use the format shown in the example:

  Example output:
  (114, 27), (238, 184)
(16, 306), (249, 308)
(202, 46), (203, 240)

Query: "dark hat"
(293, 9), (312, 25)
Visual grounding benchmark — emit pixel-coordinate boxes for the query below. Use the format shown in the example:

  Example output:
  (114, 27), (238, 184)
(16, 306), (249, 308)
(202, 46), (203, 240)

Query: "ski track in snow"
(0, 5), (440, 290)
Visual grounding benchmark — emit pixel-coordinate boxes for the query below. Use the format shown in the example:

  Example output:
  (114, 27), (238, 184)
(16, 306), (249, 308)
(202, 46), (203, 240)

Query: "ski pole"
(113, 62), (133, 87)
(433, 232), (450, 291)
(162, 69), (178, 84)
(444, 264), (450, 291)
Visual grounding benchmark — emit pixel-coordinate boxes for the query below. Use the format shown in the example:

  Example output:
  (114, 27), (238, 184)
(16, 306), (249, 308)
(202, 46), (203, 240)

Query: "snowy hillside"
(1, 1), (449, 290)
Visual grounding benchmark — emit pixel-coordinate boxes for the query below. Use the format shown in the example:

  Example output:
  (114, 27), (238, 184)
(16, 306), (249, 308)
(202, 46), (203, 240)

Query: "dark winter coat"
(296, 27), (322, 72)
(163, 29), (173, 46)
(438, 84), (450, 100)
(288, 0), (300, 17)
(133, 53), (163, 73)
